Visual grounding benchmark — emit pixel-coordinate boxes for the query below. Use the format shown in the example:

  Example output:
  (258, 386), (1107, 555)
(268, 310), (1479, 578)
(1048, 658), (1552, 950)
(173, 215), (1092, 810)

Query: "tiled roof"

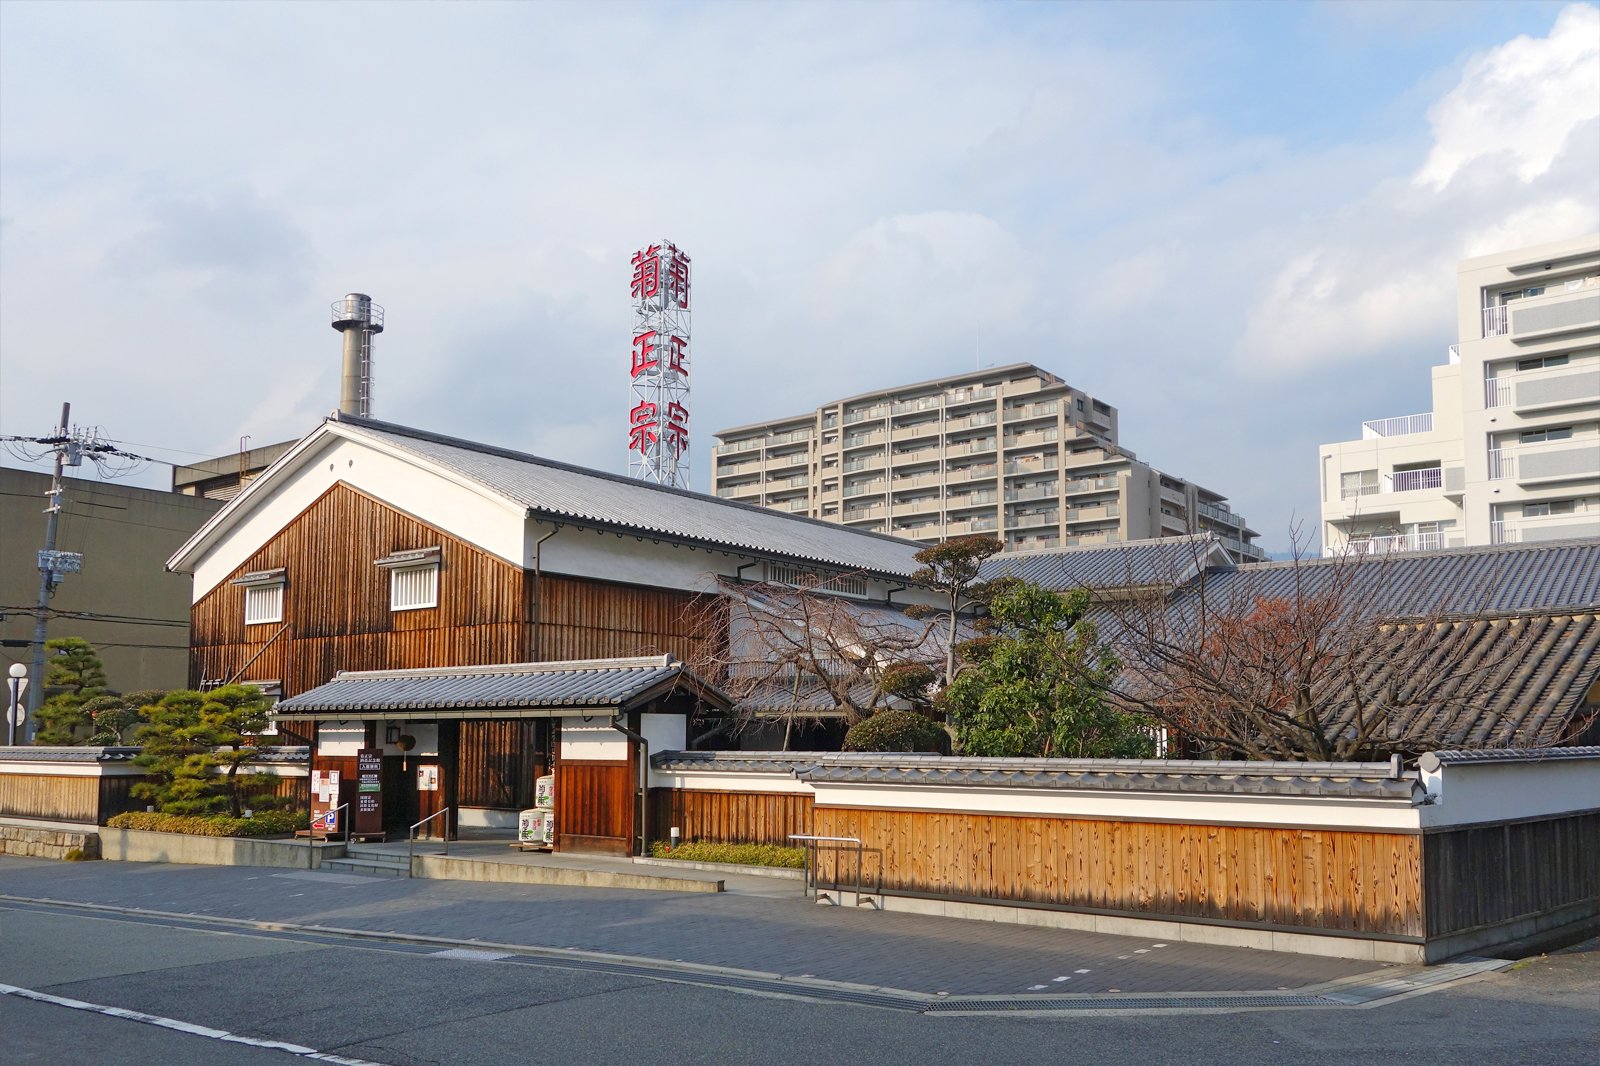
(274, 655), (726, 716)
(650, 751), (1418, 799)
(1420, 746), (1600, 769)
(0, 746), (141, 763)
(1185, 539), (1600, 618)
(335, 416), (926, 579)
(981, 534), (1226, 592)
(1105, 610), (1600, 751)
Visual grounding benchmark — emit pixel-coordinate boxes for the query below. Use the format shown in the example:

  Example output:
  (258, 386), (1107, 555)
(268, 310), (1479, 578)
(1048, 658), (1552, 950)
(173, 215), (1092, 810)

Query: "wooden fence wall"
(0, 774), (102, 824)
(0, 771), (304, 826)
(1423, 811), (1600, 938)
(813, 806), (1426, 938)
(648, 788), (814, 846)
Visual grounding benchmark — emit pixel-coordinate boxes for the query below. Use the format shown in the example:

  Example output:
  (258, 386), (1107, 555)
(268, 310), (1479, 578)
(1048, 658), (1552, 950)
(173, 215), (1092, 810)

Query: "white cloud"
(1415, 4), (1600, 189)
(1234, 5), (1600, 373)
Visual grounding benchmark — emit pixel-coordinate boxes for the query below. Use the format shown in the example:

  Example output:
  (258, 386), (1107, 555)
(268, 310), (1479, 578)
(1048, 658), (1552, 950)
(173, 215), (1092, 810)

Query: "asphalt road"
(2, 904), (1595, 1066)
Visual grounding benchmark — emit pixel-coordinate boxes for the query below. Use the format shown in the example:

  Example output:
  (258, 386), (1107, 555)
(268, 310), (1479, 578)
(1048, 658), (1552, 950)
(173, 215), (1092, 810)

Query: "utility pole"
(27, 402), (73, 743)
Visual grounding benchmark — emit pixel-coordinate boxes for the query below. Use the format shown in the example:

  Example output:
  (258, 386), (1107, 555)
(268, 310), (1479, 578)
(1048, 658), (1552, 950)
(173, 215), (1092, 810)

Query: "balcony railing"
(1484, 377), (1513, 408)
(1384, 467), (1443, 493)
(1491, 512), (1600, 544)
(891, 396), (943, 416)
(767, 427), (813, 447)
(947, 463), (997, 482)
(946, 386), (997, 405)
(842, 481), (886, 498)
(948, 438), (996, 456)
(1003, 401), (1058, 422)
(1482, 305), (1508, 337)
(1196, 500), (1243, 527)
(1336, 531), (1443, 556)
(948, 490), (999, 508)
(843, 405), (889, 425)
(1004, 484), (1058, 503)
(1361, 412), (1433, 439)
(842, 431), (884, 449)
(1489, 438), (1600, 483)
(714, 438), (763, 455)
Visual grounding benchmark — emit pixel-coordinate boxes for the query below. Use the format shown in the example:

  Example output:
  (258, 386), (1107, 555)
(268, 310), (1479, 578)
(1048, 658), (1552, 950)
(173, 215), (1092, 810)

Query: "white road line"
(0, 983), (382, 1066)
(1028, 984), (1048, 990)
(1075, 968), (1091, 974)
(1051, 976), (1070, 983)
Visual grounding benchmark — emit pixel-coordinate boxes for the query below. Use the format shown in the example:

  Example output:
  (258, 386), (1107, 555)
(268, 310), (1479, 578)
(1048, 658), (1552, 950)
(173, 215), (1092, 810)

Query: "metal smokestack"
(331, 293), (384, 417)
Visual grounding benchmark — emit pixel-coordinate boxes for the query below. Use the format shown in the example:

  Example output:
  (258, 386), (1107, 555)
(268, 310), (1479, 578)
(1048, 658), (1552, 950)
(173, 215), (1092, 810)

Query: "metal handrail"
(305, 802), (349, 869)
(789, 834), (879, 907)
(408, 807), (451, 874)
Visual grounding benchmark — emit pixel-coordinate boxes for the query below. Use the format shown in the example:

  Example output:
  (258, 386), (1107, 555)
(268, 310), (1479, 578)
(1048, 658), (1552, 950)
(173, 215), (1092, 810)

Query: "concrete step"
(344, 848), (412, 868)
(321, 857), (409, 878)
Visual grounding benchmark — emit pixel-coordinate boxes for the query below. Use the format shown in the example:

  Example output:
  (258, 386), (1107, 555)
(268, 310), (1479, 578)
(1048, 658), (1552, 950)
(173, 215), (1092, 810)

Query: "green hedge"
(106, 810), (309, 838)
(648, 840), (806, 868)
(843, 709), (948, 753)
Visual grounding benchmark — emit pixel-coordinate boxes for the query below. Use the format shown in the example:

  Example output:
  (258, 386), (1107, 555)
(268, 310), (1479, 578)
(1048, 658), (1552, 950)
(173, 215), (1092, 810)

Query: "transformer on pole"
(627, 241), (691, 490)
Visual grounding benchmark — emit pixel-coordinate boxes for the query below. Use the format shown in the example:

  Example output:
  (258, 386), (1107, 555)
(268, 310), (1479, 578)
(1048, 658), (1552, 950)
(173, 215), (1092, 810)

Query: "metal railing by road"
(408, 807), (451, 876)
(305, 802), (349, 869)
(789, 834), (880, 907)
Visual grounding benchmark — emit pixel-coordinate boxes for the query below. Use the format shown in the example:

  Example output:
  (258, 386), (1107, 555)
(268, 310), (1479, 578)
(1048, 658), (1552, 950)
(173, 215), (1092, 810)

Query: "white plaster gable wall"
(185, 431), (527, 602)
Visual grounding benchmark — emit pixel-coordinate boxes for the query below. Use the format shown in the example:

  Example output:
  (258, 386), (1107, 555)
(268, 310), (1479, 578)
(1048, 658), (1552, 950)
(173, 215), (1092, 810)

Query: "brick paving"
(0, 856), (1383, 995)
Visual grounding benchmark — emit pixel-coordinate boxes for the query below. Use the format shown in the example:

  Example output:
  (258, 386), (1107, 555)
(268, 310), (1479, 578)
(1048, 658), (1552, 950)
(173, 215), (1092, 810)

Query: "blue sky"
(2, 1), (1597, 551)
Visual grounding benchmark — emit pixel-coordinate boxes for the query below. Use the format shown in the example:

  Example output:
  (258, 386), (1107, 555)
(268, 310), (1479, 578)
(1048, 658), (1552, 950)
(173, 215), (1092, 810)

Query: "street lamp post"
(6, 662), (30, 746)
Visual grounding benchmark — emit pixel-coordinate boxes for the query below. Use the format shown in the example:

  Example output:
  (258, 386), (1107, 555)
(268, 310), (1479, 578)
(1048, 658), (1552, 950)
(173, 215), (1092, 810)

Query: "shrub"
(63, 848), (89, 861)
(843, 709), (948, 753)
(647, 840), (806, 868)
(107, 810), (309, 838)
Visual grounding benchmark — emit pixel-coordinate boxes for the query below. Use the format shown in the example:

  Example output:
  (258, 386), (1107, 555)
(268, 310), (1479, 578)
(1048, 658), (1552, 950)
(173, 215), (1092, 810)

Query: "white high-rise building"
(712, 363), (1266, 562)
(1319, 234), (1600, 554)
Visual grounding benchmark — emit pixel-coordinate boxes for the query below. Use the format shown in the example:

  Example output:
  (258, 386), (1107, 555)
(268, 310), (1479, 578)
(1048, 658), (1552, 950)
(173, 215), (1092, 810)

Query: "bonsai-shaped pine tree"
(33, 637), (110, 744)
(132, 686), (279, 817)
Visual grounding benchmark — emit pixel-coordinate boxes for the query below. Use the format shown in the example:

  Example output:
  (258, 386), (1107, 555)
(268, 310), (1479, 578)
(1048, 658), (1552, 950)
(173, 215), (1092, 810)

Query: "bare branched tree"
(1101, 534), (1580, 761)
(680, 576), (943, 747)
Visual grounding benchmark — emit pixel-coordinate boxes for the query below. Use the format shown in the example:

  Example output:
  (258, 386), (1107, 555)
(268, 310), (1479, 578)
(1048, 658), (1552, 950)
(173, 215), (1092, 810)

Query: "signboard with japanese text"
(354, 748), (383, 837)
(628, 240), (692, 489)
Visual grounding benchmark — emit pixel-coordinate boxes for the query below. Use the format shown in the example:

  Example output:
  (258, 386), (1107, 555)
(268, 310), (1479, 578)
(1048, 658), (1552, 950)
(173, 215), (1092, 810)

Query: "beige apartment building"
(1319, 234), (1600, 555)
(712, 363), (1266, 562)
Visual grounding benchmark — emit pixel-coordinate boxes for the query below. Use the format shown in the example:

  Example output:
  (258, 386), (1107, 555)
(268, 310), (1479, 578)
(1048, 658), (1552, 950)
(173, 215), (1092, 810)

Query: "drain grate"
(926, 994), (1332, 1012)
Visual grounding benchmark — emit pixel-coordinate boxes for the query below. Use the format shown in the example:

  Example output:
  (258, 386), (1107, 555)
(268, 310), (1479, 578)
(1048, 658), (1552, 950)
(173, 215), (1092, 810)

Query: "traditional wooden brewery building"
(166, 414), (933, 853)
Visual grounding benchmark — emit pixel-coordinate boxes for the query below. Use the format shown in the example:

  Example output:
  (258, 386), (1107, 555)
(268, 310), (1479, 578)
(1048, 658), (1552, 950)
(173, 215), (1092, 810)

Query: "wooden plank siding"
(1422, 812), (1600, 938)
(190, 482), (718, 695)
(647, 788), (814, 846)
(812, 807), (1426, 938)
(0, 771), (304, 826)
(458, 720), (548, 811)
(556, 761), (634, 855)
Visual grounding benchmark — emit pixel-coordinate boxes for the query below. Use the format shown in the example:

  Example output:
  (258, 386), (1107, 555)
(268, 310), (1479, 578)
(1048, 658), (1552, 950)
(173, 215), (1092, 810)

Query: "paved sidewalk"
(0, 856), (1383, 996)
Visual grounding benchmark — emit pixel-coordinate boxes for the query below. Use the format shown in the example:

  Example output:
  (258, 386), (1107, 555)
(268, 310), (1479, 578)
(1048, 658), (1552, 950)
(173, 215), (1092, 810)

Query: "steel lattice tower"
(627, 240), (691, 489)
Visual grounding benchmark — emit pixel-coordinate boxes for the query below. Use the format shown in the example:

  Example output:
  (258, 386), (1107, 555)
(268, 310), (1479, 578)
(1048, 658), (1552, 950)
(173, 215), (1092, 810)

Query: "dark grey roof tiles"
(0, 745), (140, 762)
(650, 750), (1418, 799)
(982, 534), (1224, 592)
(1419, 746), (1600, 769)
(336, 415), (926, 578)
(1189, 539), (1600, 618)
(275, 656), (715, 714)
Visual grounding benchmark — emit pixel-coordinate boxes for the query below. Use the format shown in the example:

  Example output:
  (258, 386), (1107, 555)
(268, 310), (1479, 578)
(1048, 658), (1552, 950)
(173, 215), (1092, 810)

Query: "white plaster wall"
(1420, 758), (1600, 828)
(805, 783), (1425, 831)
(559, 717), (628, 760)
(0, 761), (110, 779)
(649, 770), (813, 795)
(317, 723), (367, 757)
(186, 431), (527, 600)
(639, 714), (685, 788)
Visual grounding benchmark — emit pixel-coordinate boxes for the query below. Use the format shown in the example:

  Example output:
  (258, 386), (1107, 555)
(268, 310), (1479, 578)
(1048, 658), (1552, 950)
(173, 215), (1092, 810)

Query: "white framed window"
(245, 584), (284, 624)
(390, 564), (439, 611)
(231, 569), (287, 626)
(376, 547), (441, 612)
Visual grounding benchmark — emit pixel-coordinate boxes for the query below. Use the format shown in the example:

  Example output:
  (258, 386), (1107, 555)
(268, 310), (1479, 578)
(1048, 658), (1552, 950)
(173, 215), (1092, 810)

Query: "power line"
(0, 606), (190, 628)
